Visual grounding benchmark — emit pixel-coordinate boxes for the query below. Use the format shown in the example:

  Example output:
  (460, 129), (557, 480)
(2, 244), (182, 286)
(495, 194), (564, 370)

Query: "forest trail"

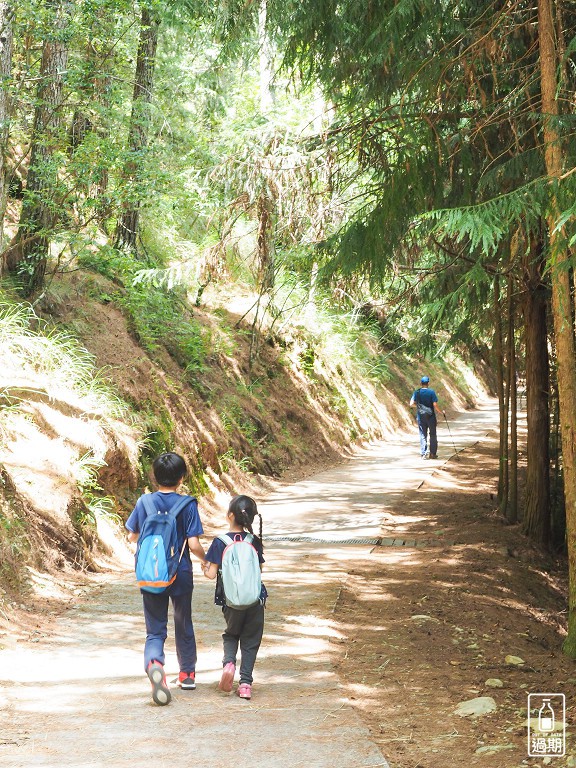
(0, 402), (500, 768)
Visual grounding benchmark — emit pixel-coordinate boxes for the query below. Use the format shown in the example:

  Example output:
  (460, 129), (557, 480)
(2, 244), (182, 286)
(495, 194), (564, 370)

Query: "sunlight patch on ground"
(380, 512), (429, 525)
(15, 687), (97, 715)
(353, 592), (398, 605)
(336, 618), (389, 632)
(268, 633), (332, 658)
(373, 549), (424, 567)
(0, 647), (141, 684)
(422, 472), (477, 492)
(341, 682), (381, 699)
(284, 615), (345, 639)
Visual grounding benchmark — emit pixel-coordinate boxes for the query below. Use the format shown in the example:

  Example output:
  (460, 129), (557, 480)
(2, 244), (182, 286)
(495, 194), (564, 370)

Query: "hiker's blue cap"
(421, 376), (430, 384)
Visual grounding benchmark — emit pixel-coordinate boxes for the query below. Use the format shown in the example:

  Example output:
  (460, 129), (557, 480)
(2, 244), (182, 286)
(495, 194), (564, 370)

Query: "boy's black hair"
(152, 452), (187, 487)
(229, 494), (263, 550)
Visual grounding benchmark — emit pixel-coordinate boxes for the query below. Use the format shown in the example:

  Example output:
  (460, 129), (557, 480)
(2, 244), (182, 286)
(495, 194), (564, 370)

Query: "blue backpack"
(135, 495), (191, 593)
(217, 533), (262, 609)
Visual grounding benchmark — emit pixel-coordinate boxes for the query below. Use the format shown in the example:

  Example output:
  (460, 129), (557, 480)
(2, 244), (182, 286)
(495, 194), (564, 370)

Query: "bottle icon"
(538, 699), (555, 732)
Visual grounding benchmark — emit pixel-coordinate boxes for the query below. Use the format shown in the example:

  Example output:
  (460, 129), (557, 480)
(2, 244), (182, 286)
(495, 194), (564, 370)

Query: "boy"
(126, 452), (206, 705)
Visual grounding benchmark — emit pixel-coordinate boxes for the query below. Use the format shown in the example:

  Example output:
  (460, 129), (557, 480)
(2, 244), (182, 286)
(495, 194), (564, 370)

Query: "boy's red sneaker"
(178, 671), (196, 690)
(218, 662), (235, 692)
(147, 661), (171, 706)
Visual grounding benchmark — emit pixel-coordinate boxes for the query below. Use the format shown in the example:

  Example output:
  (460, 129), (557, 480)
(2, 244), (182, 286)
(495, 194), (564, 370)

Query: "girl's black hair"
(228, 494), (263, 551)
(152, 452), (187, 487)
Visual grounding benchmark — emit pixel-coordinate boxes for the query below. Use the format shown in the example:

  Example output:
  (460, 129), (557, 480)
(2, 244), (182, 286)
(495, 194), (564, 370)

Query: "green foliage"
(0, 502), (29, 592)
(138, 404), (175, 476)
(78, 247), (207, 377)
(426, 183), (548, 256)
(218, 448), (253, 474)
(218, 397), (259, 445)
(118, 285), (206, 374)
(74, 451), (120, 527)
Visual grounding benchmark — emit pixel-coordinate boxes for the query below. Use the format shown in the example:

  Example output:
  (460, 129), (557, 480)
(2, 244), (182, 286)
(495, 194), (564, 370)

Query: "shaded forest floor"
(335, 432), (575, 767)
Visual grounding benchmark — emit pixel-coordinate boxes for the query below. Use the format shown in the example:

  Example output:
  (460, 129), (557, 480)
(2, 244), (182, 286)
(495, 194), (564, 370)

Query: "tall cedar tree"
(537, 0), (576, 658)
(114, 5), (160, 252)
(3, 0), (72, 294)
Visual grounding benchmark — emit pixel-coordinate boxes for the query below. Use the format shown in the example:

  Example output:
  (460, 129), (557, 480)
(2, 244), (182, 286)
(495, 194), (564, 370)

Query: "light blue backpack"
(218, 533), (262, 609)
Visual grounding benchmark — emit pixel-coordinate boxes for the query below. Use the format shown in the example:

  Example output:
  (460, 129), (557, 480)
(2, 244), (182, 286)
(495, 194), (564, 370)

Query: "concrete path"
(0, 400), (499, 768)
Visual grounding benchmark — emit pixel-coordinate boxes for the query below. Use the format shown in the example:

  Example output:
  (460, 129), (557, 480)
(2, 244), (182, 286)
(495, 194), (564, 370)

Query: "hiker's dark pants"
(417, 413), (437, 456)
(222, 602), (264, 684)
(142, 585), (197, 673)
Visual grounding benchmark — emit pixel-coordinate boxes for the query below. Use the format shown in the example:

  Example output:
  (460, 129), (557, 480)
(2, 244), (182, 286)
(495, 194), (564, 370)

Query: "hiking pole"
(443, 412), (460, 460)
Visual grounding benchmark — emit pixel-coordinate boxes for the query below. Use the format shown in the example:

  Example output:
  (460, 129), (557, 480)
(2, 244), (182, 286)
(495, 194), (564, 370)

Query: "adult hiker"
(410, 375), (445, 459)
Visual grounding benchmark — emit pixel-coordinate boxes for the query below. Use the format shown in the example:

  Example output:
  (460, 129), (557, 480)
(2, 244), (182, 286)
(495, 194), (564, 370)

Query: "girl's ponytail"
(229, 494), (263, 552)
(254, 511), (264, 554)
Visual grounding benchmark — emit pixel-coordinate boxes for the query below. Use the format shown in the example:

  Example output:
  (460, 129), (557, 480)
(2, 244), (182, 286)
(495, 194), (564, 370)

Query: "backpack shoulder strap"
(167, 494), (193, 519)
(244, 533), (254, 544)
(141, 494), (157, 518)
(218, 534), (234, 547)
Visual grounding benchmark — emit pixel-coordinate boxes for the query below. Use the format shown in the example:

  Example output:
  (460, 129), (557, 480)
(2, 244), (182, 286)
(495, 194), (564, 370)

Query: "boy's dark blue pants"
(222, 602), (264, 684)
(142, 587), (197, 673)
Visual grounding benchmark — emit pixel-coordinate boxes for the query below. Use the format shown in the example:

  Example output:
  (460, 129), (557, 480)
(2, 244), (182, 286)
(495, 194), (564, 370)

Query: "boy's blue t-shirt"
(412, 387), (438, 410)
(205, 531), (265, 567)
(126, 491), (204, 594)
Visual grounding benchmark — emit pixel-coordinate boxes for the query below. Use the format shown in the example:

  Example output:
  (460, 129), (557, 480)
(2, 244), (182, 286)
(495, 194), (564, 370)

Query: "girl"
(202, 495), (266, 700)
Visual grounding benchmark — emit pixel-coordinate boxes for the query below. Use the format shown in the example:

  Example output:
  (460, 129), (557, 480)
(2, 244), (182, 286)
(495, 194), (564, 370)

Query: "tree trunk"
(114, 7), (160, 251)
(493, 273), (508, 512)
(550, 373), (565, 547)
(258, 0), (274, 112)
(538, 0), (576, 657)
(0, 2), (13, 249)
(257, 191), (275, 292)
(507, 273), (518, 523)
(3, 0), (71, 294)
(522, 233), (551, 546)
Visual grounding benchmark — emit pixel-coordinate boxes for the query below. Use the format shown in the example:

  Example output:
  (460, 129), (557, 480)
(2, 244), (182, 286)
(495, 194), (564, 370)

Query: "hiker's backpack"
(217, 533), (262, 609)
(135, 495), (191, 593)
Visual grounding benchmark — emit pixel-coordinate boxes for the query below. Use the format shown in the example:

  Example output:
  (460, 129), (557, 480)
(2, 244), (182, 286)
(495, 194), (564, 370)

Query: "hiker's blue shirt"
(126, 491), (203, 595)
(412, 386), (438, 413)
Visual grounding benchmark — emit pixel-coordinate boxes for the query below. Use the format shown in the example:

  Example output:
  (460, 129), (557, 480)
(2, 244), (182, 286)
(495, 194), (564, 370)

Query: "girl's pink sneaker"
(218, 662), (235, 692)
(237, 683), (252, 699)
